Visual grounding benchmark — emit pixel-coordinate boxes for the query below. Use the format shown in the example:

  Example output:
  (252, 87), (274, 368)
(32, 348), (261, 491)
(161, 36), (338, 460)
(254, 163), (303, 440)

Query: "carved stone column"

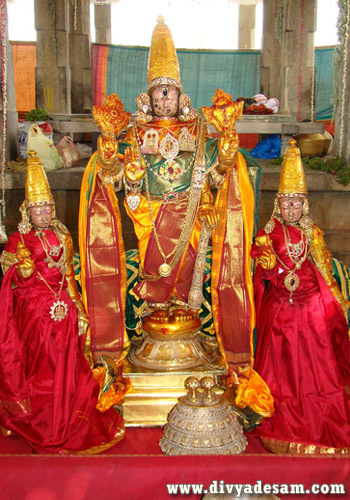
(94, 3), (112, 45)
(0, 7), (18, 161)
(69, 0), (92, 113)
(261, 0), (316, 121)
(260, 0), (282, 103)
(238, 4), (256, 50)
(34, 0), (71, 114)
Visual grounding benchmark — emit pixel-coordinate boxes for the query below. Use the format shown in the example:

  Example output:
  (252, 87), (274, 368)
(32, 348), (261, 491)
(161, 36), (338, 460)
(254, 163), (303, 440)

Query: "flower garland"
(0, 0), (7, 223)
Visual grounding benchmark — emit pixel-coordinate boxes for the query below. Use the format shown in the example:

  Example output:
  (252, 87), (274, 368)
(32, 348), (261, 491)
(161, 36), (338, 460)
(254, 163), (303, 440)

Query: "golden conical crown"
(147, 16), (182, 93)
(25, 150), (54, 207)
(278, 139), (308, 196)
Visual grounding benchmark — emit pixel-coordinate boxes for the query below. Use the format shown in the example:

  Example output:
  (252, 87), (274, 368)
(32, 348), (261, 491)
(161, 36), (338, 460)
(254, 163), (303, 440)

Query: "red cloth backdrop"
(1, 428), (349, 500)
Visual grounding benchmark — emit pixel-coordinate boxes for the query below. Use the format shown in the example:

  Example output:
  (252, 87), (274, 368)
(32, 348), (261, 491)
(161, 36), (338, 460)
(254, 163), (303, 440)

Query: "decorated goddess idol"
(0, 151), (124, 453)
(79, 17), (273, 419)
(251, 139), (350, 454)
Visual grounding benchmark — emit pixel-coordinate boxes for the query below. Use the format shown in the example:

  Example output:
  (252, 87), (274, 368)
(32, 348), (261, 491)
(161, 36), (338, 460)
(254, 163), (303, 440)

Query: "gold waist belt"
(142, 190), (189, 205)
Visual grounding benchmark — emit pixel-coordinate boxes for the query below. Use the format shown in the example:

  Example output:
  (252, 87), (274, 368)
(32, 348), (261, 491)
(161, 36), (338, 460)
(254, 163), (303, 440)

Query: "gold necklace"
(37, 271), (68, 321)
(270, 222), (309, 304)
(136, 119), (206, 278)
(35, 229), (66, 274)
(283, 223), (305, 260)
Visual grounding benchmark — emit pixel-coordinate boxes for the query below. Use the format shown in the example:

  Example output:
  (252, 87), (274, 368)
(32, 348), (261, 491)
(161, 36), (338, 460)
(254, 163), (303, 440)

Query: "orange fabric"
(234, 367), (275, 418)
(10, 42), (36, 113)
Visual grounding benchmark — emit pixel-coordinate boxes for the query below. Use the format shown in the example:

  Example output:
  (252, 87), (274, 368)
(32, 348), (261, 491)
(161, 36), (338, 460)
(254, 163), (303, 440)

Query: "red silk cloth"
(251, 220), (350, 450)
(1, 428), (350, 500)
(85, 180), (126, 360)
(0, 231), (124, 454)
(133, 198), (196, 303)
(212, 167), (252, 366)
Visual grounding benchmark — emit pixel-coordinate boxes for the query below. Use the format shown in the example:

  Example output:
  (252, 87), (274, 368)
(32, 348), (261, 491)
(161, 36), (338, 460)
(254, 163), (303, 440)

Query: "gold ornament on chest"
(141, 129), (159, 154)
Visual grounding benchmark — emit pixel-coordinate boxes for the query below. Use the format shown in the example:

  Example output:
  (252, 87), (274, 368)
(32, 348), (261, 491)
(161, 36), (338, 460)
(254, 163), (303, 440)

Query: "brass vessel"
(160, 376), (247, 455)
(295, 133), (325, 157)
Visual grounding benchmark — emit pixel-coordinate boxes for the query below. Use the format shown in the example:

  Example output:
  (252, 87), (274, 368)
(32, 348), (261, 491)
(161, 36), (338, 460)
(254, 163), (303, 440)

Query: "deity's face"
(29, 204), (53, 229)
(279, 196), (304, 223)
(151, 85), (179, 117)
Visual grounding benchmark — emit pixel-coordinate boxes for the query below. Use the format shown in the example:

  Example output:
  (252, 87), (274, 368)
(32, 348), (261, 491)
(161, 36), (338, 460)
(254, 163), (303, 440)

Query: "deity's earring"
(302, 198), (309, 216)
(135, 93), (152, 123)
(273, 198), (281, 216)
(178, 93), (198, 122)
(18, 202), (32, 235)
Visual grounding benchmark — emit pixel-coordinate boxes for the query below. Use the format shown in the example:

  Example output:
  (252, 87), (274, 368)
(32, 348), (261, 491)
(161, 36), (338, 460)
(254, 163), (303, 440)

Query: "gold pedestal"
(128, 310), (216, 371)
(122, 356), (226, 427)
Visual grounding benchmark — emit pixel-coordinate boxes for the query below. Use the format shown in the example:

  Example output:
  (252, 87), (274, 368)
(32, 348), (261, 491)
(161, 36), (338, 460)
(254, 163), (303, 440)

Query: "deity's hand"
(254, 235), (277, 270)
(202, 89), (243, 133)
(93, 93), (131, 138)
(15, 241), (35, 278)
(124, 146), (146, 182)
(217, 129), (240, 171)
(198, 204), (220, 229)
(97, 134), (122, 172)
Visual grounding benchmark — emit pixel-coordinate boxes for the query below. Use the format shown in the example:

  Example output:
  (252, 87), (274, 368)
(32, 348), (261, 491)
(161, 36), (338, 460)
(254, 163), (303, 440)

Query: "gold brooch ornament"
(141, 128), (159, 154)
(178, 127), (196, 152)
(160, 376), (247, 455)
(159, 133), (179, 162)
(50, 300), (69, 322)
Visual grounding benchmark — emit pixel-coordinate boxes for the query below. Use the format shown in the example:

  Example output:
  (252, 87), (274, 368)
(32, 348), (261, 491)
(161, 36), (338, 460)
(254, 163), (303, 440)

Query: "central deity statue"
(79, 17), (273, 418)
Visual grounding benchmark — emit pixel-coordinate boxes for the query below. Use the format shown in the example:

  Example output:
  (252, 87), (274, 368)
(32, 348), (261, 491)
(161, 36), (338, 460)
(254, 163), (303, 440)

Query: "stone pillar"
(238, 4), (256, 50)
(0, 3), (18, 161)
(69, 0), (92, 113)
(261, 0), (316, 121)
(281, 0), (316, 120)
(260, 0), (282, 103)
(95, 3), (112, 45)
(334, 5), (350, 161)
(34, 0), (71, 114)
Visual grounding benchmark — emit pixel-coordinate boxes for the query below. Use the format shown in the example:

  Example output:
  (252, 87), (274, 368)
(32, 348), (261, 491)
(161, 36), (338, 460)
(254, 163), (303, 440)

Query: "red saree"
(251, 220), (350, 454)
(0, 231), (124, 454)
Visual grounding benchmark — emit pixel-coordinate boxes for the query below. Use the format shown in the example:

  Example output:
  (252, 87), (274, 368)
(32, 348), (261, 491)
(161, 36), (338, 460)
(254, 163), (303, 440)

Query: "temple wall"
(3, 163), (350, 267)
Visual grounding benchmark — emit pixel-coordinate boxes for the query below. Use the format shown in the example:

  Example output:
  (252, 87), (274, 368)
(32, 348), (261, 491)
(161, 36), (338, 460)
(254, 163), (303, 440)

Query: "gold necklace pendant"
(50, 299), (69, 321)
(283, 271), (300, 293)
(159, 133), (179, 162)
(159, 160), (183, 182)
(49, 244), (61, 257)
(158, 262), (172, 277)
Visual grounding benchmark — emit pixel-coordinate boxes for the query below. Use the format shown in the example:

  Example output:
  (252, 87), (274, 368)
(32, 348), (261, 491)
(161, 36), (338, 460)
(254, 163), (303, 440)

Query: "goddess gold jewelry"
(18, 202), (32, 235)
(37, 271), (68, 322)
(277, 139), (307, 197)
(270, 222), (309, 304)
(25, 151), (55, 208)
(34, 230), (66, 274)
